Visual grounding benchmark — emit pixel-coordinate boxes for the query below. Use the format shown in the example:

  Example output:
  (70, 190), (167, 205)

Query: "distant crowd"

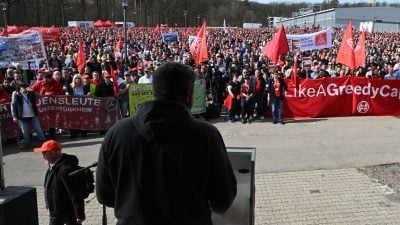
(2, 25), (400, 147)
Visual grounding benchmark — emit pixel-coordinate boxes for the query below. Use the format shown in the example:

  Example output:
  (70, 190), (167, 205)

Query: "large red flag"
(190, 22), (208, 64)
(354, 31), (366, 68)
(109, 67), (119, 97)
(76, 39), (86, 71)
(262, 25), (289, 64)
(336, 20), (355, 69)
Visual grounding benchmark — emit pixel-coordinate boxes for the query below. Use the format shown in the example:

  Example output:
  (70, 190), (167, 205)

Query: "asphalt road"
(2, 115), (400, 187)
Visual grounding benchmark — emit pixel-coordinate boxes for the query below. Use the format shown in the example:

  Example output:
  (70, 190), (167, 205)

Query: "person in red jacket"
(31, 72), (64, 96)
(31, 72), (65, 139)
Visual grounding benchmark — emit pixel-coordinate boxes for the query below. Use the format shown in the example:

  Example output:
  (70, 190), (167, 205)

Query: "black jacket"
(11, 91), (39, 119)
(44, 153), (85, 220)
(95, 82), (114, 97)
(267, 77), (288, 101)
(96, 100), (237, 225)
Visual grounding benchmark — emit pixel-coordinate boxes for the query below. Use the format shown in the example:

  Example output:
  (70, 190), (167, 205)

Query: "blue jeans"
(228, 98), (238, 121)
(119, 99), (129, 118)
(254, 93), (266, 117)
(18, 116), (46, 145)
(271, 98), (283, 122)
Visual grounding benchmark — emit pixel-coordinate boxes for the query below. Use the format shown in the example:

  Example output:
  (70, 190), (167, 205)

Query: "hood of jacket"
(133, 100), (193, 142)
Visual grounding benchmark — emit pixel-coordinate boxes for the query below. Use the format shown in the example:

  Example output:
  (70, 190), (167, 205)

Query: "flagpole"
(122, 0), (128, 70)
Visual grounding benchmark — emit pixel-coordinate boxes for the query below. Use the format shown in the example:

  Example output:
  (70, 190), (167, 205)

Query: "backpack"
(70, 166), (95, 199)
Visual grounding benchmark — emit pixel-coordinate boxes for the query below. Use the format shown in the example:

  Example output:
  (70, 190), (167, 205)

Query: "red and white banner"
(284, 77), (400, 118)
(286, 28), (333, 52)
(1, 96), (120, 139)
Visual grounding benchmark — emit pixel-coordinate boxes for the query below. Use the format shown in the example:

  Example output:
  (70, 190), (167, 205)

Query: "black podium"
(0, 186), (38, 225)
(212, 147), (256, 225)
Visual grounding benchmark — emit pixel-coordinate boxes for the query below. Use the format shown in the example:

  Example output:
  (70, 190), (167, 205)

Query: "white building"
(277, 7), (400, 32)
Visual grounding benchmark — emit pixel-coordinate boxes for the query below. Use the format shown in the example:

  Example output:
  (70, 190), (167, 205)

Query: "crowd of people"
(2, 25), (400, 148)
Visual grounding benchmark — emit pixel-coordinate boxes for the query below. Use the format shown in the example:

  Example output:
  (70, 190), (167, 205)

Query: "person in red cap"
(34, 140), (86, 225)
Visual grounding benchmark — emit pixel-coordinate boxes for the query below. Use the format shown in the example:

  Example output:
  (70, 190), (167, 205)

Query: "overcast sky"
(253, 0), (398, 3)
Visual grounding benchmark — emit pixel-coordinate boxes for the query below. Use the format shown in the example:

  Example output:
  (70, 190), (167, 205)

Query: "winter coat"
(96, 100), (237, 225)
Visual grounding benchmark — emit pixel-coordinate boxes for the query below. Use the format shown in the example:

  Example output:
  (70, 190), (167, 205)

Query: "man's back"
(96, 100), (237, 225)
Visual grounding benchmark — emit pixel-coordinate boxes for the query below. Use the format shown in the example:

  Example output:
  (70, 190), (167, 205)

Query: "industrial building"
(277, 7), (400, 32)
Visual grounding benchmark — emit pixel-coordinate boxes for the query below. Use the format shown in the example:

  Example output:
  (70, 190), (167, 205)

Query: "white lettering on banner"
(38, 96), (101, 106)
(38, 106), (93, 113)
(292, 83), (400, 99)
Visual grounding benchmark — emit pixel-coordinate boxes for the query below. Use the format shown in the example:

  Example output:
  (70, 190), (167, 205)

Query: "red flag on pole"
(190, 22), (208, 64)
(114, 36), (122, 56)
(336, 20), (355, 69)
(262, 25), (289, 64)
(76, 39), (86, 71)
(154, 24), (160, 33)
(109, 67), (119, 97)
(185, 28), (192, 36)
(354, 31), (366, 68)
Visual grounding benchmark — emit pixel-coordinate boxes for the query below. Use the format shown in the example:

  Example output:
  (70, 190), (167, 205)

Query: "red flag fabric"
(185, 28), (192, 36)
(291, 57), (298, 87)
(223, 94), (233, 111)
(114, 36), (122, 56)
(262, 25), (289, 64)
(154, 24), (160, 33)
(76, 39), (86, 71)
(190, 22), (208, 64)
(336, 20), (355, 69)
(109, 67), (119, 97)
(354, 31), (366, 68)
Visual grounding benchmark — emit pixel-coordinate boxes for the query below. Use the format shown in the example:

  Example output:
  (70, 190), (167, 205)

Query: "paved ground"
(2, 116), (400, 224)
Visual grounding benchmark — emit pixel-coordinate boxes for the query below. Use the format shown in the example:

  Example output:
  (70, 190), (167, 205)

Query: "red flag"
(262, 25), (289, 64)
(114, 36), (122, 55)
(185, 28), (192, 36)
(291, 57), (298, 87)
(223, 94), (233, 111)
(76, 39), (86, 71)
(154, 24), (160, 33)
(337, 20), (355, 69)
(190, 22), (208, 64)
(354, 31), (366, 68)
(109, 67), (119, 97)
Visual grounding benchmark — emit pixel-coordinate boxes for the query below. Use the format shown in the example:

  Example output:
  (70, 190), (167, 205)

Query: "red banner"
(1, 96), (120, 139)
(285, 77), (400, 118)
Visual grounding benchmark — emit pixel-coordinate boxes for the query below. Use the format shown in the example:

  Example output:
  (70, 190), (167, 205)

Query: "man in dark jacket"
(252, 69), (267, 120)
(96, 62), (237, 225)
(34, 140), (85, 225)
(267, 71), (288, 124)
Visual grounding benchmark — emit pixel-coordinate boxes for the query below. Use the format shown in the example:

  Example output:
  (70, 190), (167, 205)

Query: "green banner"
(191, 80), (206, 115)
(128, 81), (206, 116)
(128, 84), (154, 116)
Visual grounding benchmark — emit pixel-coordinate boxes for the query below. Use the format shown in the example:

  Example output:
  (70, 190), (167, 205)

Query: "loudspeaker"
(212, 147), (256, 225)
(0, 186), (39, 225)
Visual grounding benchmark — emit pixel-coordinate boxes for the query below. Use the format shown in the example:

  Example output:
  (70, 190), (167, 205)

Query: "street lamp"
(122, 0), (128, 70)
(183, 10), (187, 27)
(2, 2), (6, 34)
(197, 15), (200, 27)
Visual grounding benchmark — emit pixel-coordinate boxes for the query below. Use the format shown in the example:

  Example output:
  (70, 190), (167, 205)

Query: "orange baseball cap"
(33, 140), (62, 153)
